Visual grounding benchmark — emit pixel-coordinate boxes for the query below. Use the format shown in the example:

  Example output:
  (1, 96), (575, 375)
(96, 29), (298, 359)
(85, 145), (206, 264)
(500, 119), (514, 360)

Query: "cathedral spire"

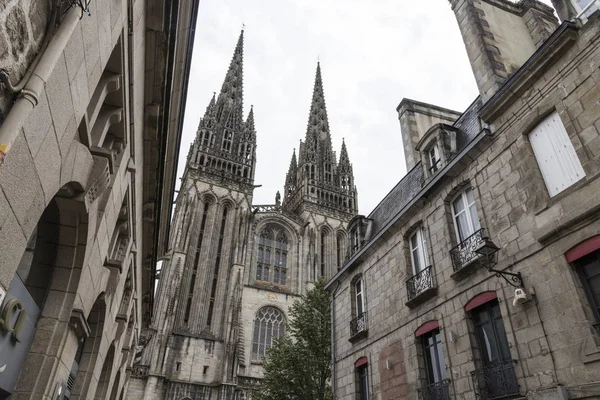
(215, 30), (244, 129)
(301, 62), (334, 163)
(338, 138), (351, 170)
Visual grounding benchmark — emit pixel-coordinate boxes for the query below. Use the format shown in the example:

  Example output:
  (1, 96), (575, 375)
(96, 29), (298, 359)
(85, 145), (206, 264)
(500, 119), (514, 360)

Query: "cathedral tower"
(130, 34), (358, 400)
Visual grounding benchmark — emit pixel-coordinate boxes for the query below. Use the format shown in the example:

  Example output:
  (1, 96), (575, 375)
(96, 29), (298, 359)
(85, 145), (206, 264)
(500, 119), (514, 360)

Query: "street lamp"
(475, 237), (524, 288)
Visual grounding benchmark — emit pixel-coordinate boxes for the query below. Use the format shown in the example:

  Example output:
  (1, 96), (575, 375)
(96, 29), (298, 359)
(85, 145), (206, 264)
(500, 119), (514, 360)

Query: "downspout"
(330, 279), (341, 400)
(0, 6), (83, 166)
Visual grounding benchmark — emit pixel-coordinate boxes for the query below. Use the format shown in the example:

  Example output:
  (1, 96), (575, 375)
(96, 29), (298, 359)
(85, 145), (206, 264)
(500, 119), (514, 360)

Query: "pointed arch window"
(321, 230), (329, 277)
(256, 229), (273, 282)
(252, 307), (286, 361)
(222, 130), (234, 151)
(274, 232), (288, 285)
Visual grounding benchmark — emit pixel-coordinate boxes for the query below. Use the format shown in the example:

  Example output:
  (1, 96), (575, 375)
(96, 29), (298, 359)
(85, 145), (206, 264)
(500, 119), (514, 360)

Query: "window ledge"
(534, 172), (600, 244)
(349, 329), (368, 343)
(450, 255), (485, 281)
(406, 286), (438, 308)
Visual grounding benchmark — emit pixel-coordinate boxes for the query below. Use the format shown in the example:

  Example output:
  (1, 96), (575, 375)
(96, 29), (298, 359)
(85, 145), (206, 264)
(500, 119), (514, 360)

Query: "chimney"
(397, 99), (462, 171)
(449, 0), (558, 102)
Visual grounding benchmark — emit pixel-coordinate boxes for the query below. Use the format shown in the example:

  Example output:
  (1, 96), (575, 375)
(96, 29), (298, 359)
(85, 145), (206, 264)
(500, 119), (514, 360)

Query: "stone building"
(0, 0), (196, 398)
(127, 32), (359, 399)
(328, 0), (600, 399)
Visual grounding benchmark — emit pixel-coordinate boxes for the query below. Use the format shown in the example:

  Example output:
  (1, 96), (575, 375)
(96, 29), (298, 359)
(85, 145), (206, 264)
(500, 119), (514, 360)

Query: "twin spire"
(192, 30), (356, 213)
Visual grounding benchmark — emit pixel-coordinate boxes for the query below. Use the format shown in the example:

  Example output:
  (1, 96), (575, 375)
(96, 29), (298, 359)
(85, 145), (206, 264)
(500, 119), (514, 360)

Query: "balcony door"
(471, 300), (519, 398)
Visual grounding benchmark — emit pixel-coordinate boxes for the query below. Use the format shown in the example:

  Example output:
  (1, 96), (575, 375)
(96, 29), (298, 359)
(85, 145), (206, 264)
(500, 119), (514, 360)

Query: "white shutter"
(529, 112), (585, 197)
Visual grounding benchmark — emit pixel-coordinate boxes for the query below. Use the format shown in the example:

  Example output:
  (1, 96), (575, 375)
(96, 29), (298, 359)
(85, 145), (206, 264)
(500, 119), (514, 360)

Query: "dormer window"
(348, 215), (373, 257)
(416, 123), (458, 179)
(428, 144), (441, 173)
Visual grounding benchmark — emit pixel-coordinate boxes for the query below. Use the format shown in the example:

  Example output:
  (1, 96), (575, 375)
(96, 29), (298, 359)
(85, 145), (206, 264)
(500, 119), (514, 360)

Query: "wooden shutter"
(529, 112), (585, 197)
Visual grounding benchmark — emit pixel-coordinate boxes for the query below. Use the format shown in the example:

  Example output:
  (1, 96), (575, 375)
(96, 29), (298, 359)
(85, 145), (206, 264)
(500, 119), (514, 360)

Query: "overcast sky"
(176, 0), (554, 215)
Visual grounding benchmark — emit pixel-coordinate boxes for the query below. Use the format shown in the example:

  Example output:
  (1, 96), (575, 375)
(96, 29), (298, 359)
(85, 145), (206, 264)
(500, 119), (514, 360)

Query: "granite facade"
(329, 1), (600, 399)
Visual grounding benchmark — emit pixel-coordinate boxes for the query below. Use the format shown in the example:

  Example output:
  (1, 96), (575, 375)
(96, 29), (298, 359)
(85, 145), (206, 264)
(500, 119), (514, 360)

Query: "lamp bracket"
(488, 268), (524, 288)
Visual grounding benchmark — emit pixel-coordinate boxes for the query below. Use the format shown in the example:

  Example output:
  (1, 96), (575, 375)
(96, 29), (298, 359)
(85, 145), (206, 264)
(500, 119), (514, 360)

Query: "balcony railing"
(350, 312), (367, 340)
(418, 379), (451, 400)
(450, 228), (486, 272)
(406, 265), (436, 305)
(471, 360), (519, 400)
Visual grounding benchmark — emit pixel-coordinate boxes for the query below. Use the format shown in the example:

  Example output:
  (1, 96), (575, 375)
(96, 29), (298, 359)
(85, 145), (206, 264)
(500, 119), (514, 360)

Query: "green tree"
(253, 278), (332, 400)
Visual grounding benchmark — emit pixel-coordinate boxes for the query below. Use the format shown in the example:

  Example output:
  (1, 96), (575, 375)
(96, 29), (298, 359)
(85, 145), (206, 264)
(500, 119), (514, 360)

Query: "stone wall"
(0, 0), (50, 117)
(332, 14), (600, 400)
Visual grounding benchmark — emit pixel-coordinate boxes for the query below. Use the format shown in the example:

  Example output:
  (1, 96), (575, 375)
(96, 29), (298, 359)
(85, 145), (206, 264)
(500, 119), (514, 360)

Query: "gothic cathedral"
(132, 31), (358, 399)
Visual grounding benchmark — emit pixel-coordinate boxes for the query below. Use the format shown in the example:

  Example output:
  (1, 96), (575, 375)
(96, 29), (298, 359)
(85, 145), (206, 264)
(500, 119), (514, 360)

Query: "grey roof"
(365, 96), (482, 237)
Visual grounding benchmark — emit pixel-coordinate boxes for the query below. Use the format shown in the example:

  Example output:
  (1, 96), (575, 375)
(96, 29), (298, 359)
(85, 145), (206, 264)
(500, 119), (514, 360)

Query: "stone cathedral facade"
(127, 31), (358, 399)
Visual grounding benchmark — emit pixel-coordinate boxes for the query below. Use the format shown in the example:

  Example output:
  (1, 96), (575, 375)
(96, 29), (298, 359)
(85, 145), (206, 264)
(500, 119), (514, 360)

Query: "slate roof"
(365, 96), (483, 238)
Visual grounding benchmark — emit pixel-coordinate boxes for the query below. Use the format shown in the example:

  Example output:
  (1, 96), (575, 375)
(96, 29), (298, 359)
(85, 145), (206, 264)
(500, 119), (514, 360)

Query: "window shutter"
(529, 112), (585, 197)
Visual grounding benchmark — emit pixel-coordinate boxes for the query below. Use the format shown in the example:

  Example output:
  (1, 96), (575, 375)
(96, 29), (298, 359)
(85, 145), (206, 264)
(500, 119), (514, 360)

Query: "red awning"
(566, 235), (600, 263)
(465, 291), (497, 312)
(354, 356), (368, 368)
(415, 320), (440, 337)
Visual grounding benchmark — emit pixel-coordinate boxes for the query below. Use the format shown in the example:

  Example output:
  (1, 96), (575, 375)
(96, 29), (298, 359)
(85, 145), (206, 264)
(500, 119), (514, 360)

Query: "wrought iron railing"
(407, 265), (435, 301)
(418, 379), (451, 400)
(471, 360), (519, 400)
(450, 228), (486, 272)
(350, 312), (367, 338)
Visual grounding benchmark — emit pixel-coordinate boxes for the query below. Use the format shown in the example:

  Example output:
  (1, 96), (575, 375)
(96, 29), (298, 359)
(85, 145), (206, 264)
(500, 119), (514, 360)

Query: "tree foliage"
(252, 278), (332, 400)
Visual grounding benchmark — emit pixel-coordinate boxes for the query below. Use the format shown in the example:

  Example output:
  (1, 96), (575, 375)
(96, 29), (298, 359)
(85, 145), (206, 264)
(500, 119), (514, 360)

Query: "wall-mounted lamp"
(475, 238), (524, 289)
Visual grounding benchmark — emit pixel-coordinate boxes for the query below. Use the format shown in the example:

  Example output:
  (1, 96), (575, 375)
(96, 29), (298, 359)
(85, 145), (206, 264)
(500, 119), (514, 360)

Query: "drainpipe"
(0, 6), (83, 166)
(330, 279), (341, 400)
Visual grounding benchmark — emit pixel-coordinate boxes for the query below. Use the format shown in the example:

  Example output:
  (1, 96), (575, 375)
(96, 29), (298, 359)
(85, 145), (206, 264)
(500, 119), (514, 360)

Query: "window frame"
(574, 251), (600, 325)
(451, 187), (481, 243)
(356, 363), (370, 400)
(421, 329), (447, 384)
(428, 143), (441, 173)
(471, 300), (512, 366)
(354, 277), (365, 317)
(251, 306), (286, 362)
(409, 227), (429, 275)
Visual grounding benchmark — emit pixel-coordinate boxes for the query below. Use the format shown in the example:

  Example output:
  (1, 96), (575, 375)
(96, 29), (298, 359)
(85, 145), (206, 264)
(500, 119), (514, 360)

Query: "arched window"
(274, 232), (288, 285)
(222, 130), (233, 151)
(256, 229), (273, 282)
(252, 307), (286, 361)
(321, 230), (328, 277)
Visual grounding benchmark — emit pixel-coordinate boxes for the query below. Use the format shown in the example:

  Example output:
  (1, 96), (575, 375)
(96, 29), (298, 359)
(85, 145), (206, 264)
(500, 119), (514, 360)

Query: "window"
(470, 300), (518, 398)
(256, 229), (272, 282)
(452, 188), (481, 242)
(428, 144), (441, 173)
(202, 131), (212, 147)
(337, 233), (344, 271)
(574, 250), (600, 324)
(422, 329), (447, 385)
(257, 228), (288, 285)
(206, 207), (228, 326)
(356, 362), (370, 400)
(325, 163), (332, 183)
(273, 232), (288, 285)
(351, 227), (360, 253)
(251, 307), (285, 361)
(572, 0), (599, 18)
(222, 130), (233, 151)
(354, 277), (364, 317)
(321, 230), (328, 277)
(409, 227), (429, 274)
(185, 202), (210, 323)
(529, 111), (585, 197)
